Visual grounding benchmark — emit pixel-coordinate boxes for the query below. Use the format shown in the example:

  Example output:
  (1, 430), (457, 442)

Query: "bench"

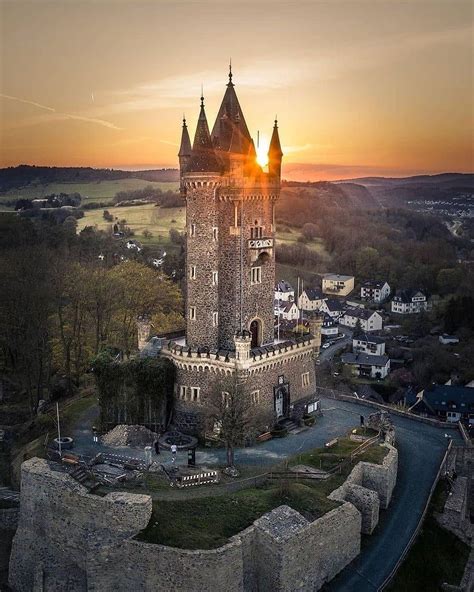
(257, 432), (272, 443)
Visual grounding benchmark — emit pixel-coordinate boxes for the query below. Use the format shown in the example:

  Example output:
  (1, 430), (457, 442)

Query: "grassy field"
(387, 480), (470, 591)
(136, 481), (339, 549)
(77, 204), (186, 249)
(0, 179), (179, 206)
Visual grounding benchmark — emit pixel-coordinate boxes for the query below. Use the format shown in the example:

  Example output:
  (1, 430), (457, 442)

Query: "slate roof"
(275, 280), (294, 293)
(393, 289), (426, 303)
(361, 280), (388, 289)
(188, 100), (222, 173)
(324, 298), (345, 311)
(353, 332), (385, 344)
(303, 287), (324, 301)
(324, 274), (354, 282)
(344, 308), (379, 320)
(423, 384), (474, 413)
(342, 352), (389, 367)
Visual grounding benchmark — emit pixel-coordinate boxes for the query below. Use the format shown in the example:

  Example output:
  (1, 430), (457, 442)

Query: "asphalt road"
(71, 397), (461, 591)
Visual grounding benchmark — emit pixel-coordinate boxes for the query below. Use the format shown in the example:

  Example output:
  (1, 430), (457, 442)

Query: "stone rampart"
(329, 444), (398, 532)
(9, 445), (398, 592)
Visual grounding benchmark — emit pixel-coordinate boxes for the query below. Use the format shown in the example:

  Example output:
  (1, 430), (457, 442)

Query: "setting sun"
(256, 133), (269, 168)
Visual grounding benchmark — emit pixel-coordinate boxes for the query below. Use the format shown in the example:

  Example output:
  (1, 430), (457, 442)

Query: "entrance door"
(250, 319), (260, 348)
(275, 389), (284, 417)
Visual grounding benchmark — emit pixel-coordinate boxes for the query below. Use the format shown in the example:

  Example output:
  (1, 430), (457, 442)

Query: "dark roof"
(393, 289), (426, 303)
(283, 301), (297, 313)
(362, 280), (388, 289)
(303, 287), (324, 301)
(276, 280), (294, 293)
(423, 384), (474, 413)
(322, 313), (336, 326)
(178, 118), (192, 157)
(211, 75), (252, 155)
(344, 308), (379, 320)
(324, 298), (345, 311)
(188, 99), (221, 173)
(342, 352), (389, 367)
(353, 332), (385, 344)
(268, 119), (283, 158)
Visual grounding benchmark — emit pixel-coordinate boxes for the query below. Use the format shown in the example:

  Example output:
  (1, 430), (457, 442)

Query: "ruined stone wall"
(9, 458), (151, 592)
(254, 504), (361, 592)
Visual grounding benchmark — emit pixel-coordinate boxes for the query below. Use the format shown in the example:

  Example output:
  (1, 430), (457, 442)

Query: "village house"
(322, 274), (355, 296)
(341, 352), (391, 379)
(360, 280), (391, 303)
(275, 280), (295, 302)
(279, 300), (300, 321)
(352, 333), (386, 356)
(319, 298), (346, 320)
(298, 287), (326, 311)
(391, 289), (428, 314)
(408, 384), (474, 425)
(339, 308), (383, 332)
(321, 313), (339, 337)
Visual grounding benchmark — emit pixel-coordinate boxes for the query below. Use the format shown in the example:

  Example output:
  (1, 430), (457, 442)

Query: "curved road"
(71, 397), (461, 591)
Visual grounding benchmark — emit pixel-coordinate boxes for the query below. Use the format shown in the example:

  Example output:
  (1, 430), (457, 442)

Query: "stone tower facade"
(163, 69), (321, 435)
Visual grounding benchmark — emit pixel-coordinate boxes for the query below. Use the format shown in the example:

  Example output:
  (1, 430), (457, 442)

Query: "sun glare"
(256, 134), (269, 168)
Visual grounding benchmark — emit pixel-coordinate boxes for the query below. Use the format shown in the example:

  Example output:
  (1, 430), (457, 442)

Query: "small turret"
(187, 94), (221, 173)
(268, 118), (283, 178)
(178, 116), (192, 195)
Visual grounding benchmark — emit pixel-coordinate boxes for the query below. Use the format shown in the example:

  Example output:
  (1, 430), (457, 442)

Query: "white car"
(322, 342), (331, 349)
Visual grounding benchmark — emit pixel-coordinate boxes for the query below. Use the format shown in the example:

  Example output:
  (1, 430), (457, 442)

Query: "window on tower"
(212, 311), (218, 327)
(212, 271), (218, 285)
(190, 223), (196, 237)
(250, 226), (263, 239)
(189, 306), (196, 320)
(189, 265), (196, 280)
(212, 227), (218, 241)
(250, 267), (262, 285)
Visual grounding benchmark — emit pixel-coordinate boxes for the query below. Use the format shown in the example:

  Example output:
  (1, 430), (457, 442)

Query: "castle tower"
(180, 70), (280, 350)
(167, 68), (320, 436)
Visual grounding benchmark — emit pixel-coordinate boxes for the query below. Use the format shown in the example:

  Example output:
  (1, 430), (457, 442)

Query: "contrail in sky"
(0, 93), (121, 130)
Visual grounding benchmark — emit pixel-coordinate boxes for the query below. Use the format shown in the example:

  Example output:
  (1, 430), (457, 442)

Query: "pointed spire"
(268, 118), (283, 158)
(178, 115), (191, 157)
(188, 93), (221, 173)
(268, 118), (283, 178)
(211, 66), (252, 155)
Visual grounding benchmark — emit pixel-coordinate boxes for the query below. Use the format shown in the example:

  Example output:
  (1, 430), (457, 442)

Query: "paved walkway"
(71, 398), (462, 591)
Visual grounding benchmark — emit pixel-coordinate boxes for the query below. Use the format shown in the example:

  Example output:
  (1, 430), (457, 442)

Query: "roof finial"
(183, 113), (186, 125)
(274, 115), (278, 127)
(200, 84), (204, 106)
(228, 59), (234, 86)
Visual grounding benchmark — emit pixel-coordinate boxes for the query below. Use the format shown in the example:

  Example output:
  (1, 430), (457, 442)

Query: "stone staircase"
(279, 418), (300, 433)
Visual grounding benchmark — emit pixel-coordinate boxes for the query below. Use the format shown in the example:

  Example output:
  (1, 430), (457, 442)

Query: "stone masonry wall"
(0, 508), (19, 530)
(9, 446), (398, 592)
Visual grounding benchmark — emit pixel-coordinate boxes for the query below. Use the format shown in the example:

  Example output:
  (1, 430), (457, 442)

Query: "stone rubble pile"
(102, 425), (157, 448)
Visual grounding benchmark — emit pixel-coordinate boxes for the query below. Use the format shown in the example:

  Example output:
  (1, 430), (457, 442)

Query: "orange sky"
(1, 0), (473, 180)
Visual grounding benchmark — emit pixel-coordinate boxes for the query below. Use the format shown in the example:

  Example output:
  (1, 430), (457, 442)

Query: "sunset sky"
(1, 0), (473, 180)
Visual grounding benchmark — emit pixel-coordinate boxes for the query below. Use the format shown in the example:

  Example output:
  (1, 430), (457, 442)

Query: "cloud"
(1, 93), (122, 131)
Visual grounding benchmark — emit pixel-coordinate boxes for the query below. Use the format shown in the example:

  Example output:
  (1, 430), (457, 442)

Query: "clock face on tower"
(248, 238), (273, 249)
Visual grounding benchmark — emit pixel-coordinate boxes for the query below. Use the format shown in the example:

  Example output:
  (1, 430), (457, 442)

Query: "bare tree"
(204, 375), (272, 469)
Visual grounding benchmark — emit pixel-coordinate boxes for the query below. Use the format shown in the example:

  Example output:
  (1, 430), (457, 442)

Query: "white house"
(275, 280), (295, 302)
(360, 280), (391, 303)
(322, 274), (355, 297)
(319, 298), (346, 320)
(321, 314), (339, 337)
(341, 352), (390, 379)
(391, 289), (428, 314)
(298, 287), (326, 311)
(280, 301), (300, 321)
(339, 308), (383, 332)
(353, 333), (385, 355)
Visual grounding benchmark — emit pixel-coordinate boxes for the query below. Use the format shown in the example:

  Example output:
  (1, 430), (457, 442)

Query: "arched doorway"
(249, 319), (262, 348)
